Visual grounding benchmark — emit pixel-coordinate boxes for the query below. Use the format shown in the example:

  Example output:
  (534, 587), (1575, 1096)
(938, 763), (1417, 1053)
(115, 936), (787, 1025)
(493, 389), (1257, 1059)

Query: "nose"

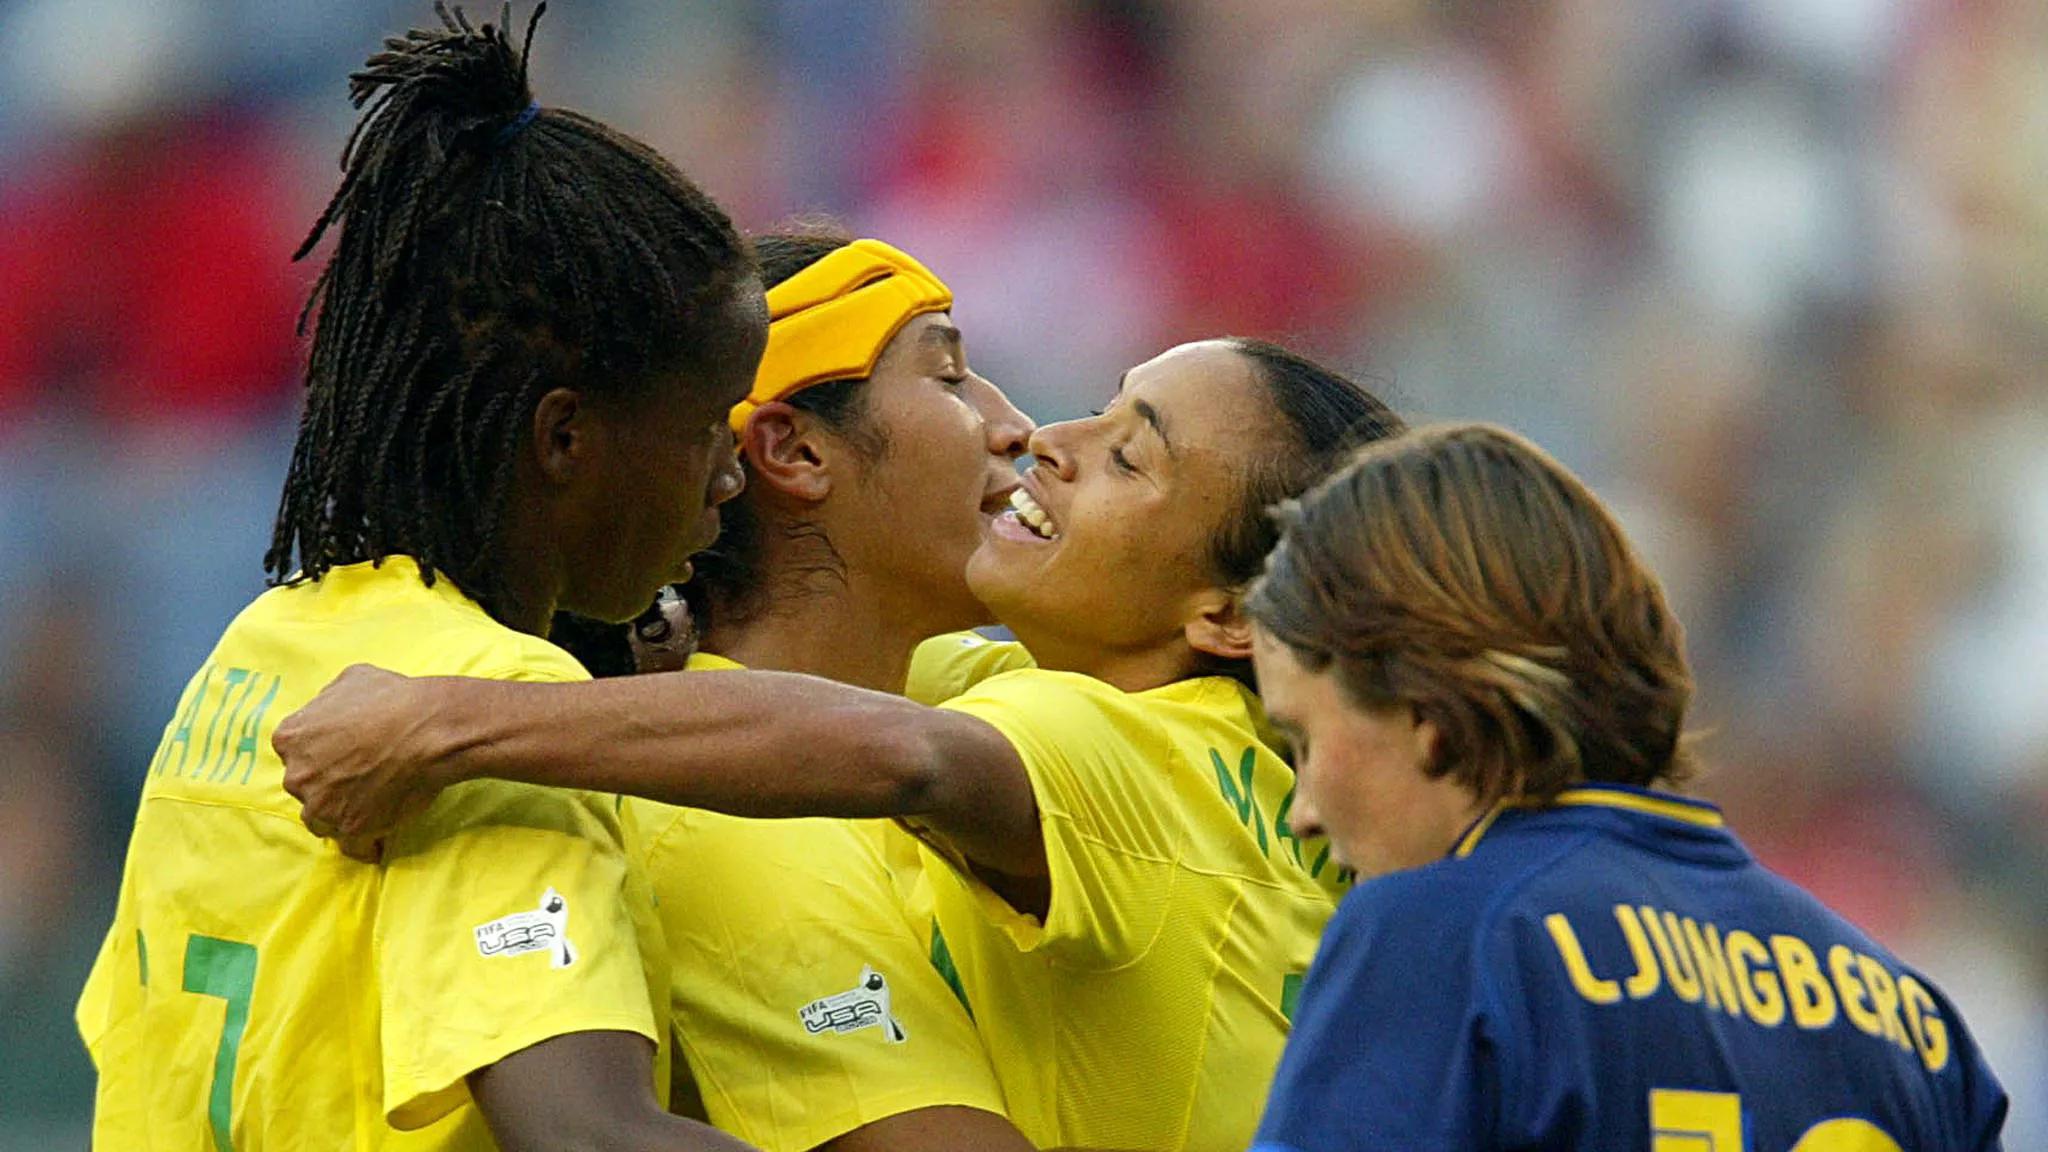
(973, 375), (1034, 461)
(709, 434), (746, 505)
(1288, 783), (1324, 841)
(1024, 420), (1076, 481)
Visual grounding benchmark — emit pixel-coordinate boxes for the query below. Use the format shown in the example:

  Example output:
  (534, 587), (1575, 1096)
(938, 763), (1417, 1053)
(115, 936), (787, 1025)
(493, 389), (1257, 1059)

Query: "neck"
(701, 568), (942, 694)
(999, 622), (1196, 694)
(490, 507), (562, 637)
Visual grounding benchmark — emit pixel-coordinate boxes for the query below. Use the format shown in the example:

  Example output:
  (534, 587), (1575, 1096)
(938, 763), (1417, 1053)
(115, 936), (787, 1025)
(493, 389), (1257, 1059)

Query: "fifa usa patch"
(474, 887), (578, 968)
(798, 965), (906, 1043)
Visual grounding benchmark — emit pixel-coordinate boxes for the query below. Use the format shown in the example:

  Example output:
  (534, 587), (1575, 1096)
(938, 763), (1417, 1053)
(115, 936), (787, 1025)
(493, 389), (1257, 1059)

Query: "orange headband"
(729, 238), (954, 436)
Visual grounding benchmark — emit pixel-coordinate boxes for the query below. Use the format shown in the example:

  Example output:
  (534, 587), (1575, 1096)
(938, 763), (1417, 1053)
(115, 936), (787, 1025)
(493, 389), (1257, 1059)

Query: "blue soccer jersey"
(1253, 784), (2008, 1152)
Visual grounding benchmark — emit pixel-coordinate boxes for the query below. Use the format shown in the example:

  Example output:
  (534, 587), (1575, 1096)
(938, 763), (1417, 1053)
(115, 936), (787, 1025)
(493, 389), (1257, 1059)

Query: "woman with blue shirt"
(1245, 422), (2008, 1152)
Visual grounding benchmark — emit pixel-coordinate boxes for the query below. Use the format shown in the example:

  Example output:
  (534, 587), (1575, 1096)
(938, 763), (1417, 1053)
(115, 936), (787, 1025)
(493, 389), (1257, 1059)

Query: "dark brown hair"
(1198, 338), (1405, 686)
(1247, 422), (1695, 804)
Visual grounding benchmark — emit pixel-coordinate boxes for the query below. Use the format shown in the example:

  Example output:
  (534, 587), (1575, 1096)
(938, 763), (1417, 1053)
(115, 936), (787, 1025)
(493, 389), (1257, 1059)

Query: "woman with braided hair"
(77, 5), (763, 1149)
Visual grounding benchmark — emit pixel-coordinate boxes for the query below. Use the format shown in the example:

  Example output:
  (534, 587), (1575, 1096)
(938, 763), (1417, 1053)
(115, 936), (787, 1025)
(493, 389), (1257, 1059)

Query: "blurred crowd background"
(2, 0), (2043, 1144)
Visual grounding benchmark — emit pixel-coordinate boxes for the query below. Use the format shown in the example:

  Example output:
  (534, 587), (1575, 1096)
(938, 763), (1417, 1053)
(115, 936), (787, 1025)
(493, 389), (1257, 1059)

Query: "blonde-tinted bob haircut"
(1246, 422), (1695, 806)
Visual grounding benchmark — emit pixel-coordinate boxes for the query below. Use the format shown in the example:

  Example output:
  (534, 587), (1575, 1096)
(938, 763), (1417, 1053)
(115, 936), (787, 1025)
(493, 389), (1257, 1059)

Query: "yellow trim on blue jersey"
(1454, 785), (1723, 858)
(1548, 787), (1724, 827)
(1452, 806), (1507, 859)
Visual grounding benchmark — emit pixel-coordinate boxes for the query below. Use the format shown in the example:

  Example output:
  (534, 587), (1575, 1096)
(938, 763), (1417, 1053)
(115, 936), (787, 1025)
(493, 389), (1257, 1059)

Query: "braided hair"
(266, 2), (755, 624)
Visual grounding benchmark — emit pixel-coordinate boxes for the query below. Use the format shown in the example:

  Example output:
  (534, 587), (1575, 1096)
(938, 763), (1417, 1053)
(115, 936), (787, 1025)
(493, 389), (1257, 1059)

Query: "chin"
(571, 583), (662, 626)
(962, 551), (1029, 618)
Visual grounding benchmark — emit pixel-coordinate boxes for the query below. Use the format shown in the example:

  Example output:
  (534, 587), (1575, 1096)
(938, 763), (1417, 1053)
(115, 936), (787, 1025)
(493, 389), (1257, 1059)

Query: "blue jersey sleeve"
(1923, 973), (2011, 1151)
(1252, 871), (1509, 1152)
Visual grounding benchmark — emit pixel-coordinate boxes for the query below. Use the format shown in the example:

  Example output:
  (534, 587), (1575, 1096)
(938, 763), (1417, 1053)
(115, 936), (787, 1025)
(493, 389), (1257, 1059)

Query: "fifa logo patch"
(798, 965), (906, 1043)
(474, 887), (578, 968)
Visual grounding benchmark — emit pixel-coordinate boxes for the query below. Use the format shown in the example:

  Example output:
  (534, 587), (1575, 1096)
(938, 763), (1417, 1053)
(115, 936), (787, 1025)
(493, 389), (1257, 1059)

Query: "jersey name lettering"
(1544, 903), (1951, 1073)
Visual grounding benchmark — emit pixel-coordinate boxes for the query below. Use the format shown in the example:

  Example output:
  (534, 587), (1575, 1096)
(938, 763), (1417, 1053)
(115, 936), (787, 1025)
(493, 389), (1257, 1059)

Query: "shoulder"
(1326, 863), (1496, 956)
(939, 668), (1170, 763)
(234, 570), (592, 683)
(905, 631), (1036, 706)
(940, 666), (1142, 722)
(397, 608), (590, 684)
(478, 631), (591, 684)
(1327, 831), (1601, 980)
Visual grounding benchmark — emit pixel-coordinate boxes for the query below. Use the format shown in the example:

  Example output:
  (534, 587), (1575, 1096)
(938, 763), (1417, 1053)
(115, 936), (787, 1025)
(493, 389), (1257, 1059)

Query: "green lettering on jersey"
(136, 928), (148, 987)
(220, 674), (281, 785)
(184, 934), (257, 1152)
(1282, 971), (1306, 1023)
(1273, 785), (1305, 867)
(155, 664), (215, 778)
(929, 922), (972, 1020)
(1209, 746), (1268, 854)
(199, 668), (256, 781)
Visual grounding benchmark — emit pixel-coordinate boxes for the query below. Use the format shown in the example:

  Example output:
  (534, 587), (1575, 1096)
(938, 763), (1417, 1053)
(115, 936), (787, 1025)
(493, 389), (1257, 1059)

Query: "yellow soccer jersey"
(903, 631), (1036, 706)
(911, 662), (1350, 1152)
(76, 558), (671, 1151)
(633, 651), (1007, 1152)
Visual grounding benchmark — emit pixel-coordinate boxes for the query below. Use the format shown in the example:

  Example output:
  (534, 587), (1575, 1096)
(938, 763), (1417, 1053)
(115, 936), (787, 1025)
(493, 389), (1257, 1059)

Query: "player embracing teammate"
(79, 3), (2009, 1151)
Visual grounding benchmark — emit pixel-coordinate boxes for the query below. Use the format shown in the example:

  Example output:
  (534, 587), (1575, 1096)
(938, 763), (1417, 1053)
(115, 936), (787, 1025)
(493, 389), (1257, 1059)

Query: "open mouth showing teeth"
(1008, 488), (1059, 540)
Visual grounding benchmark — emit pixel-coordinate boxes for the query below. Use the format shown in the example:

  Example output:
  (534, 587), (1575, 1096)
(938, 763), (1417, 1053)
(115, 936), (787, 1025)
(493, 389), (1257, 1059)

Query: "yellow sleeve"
(932, 670), (1185, 970)
(640, 803), (1007, 1152)
(904, 632), (1035, 706)
(376, 660), (662, 1131)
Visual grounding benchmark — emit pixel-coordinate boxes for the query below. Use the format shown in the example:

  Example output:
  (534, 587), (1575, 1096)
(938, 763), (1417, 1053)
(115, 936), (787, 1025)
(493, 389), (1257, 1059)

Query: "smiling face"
(968, 340), (1278, 682)
(1251, 627), (1483, 878)
(826, 311), (1034, 633)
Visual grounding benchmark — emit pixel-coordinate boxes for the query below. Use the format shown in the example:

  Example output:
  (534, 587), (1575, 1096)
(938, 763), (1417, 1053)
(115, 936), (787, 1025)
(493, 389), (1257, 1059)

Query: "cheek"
(1064, 485), (1157, 567)
(1319, 745), (1415, 841)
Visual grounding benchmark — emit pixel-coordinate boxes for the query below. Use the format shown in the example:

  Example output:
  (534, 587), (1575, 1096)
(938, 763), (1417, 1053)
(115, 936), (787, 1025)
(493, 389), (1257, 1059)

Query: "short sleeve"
(640, 804), (1008, 1152)
(375, 657), (660, 1130)
(1252, 878), (1502, 1152)
(931, 670), (1185, 969)
(904, 632), (1035, 706)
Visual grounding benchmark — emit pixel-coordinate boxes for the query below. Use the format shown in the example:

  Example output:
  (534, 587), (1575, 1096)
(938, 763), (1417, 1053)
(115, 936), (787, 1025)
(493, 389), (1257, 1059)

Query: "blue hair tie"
(494, 101), (541, 147)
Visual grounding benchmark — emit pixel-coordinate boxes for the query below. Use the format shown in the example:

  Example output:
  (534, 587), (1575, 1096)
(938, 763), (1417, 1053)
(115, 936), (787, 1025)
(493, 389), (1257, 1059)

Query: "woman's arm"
(274, 664), (1044, 878)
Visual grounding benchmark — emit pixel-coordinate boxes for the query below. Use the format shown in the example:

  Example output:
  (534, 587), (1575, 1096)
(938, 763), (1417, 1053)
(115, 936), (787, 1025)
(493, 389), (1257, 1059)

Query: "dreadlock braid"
(266, 2), (754, 623)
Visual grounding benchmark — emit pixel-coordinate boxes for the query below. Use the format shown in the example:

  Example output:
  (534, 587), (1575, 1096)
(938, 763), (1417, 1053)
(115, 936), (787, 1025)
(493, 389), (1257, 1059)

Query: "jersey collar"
(1453, 783), (1727, 859)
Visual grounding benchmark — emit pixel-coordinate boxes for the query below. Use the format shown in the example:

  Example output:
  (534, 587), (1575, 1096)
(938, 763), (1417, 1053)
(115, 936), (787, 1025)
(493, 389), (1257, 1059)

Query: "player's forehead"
(876, 312), (964, 374)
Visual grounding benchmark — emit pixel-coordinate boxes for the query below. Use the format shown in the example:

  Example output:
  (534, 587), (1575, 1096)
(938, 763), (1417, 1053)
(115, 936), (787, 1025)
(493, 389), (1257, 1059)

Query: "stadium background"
(0, 0), (2042, 1145)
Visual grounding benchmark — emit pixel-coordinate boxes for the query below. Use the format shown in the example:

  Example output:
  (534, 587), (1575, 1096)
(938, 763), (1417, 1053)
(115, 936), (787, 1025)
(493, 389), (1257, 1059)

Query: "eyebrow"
(919, 323), (963, 353)
(1132, 398), (1174, 457)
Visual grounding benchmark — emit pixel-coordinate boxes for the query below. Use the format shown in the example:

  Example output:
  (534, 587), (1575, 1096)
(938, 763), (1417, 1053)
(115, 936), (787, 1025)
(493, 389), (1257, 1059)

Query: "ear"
(531, 387), (590, 487)
(1184, 589), (1257, 664)
(740, 401), (834, 504)
(1411, 711), (1443, 775)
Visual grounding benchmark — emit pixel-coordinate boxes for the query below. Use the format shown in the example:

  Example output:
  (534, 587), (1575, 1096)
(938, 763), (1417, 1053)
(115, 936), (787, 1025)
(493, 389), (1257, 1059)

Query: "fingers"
(336, 835), (384, 864)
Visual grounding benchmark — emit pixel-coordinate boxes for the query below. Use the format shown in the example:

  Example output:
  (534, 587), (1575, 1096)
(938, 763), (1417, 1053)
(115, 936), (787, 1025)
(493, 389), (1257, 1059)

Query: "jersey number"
(183, 934), (258, 1152)
(1650, 1088), (1903, 1151)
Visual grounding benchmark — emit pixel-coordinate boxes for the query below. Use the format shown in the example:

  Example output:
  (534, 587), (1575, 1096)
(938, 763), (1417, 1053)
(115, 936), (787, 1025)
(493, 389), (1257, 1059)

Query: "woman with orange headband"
(556, 222), (1041, 1152)
(276, 285), (1406, 1149)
